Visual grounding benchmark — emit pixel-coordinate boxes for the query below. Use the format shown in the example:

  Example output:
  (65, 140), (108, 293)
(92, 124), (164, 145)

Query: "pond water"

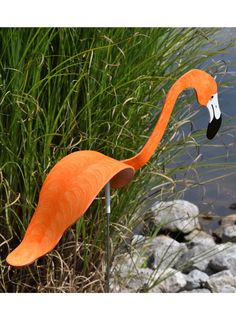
(176, 28), (236, 230)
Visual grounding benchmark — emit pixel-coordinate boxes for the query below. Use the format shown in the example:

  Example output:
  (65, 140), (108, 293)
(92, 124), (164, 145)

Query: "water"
(175, 28), (236, 230)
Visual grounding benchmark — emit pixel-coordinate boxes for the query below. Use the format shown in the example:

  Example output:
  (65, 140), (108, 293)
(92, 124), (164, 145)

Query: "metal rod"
(105, 182), (111, 293)
(105, 181), (111, 214)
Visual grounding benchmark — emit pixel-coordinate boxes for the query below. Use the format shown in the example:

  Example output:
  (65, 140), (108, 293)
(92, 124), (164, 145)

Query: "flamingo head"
(205, 93), (222, 139)
(192, 70), (222, 139)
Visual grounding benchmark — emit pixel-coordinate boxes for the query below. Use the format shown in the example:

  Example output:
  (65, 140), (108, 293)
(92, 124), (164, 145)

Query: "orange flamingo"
(6, 69), (222, 267)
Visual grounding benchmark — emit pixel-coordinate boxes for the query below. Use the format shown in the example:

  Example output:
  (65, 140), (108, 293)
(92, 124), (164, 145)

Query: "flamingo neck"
(122, 76), (190, 171)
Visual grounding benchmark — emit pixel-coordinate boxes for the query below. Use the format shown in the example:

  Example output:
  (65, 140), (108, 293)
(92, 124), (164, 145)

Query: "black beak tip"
(206, 115), (222, 140)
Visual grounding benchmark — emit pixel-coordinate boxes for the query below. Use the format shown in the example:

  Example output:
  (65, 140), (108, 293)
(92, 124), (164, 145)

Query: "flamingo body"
(6, 151), (134, 266)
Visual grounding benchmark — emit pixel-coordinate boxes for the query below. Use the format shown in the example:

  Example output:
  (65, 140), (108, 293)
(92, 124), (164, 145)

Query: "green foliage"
(0, 27), (227, 292)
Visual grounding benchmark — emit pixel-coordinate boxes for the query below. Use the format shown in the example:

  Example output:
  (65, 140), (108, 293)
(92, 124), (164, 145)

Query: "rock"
(133, 222), (145, 235)
(113, 267), (187, 293)
(208, 243), (236, 275)
(175, 242), (219, 273)
(144, 235), (187, 270)
(111, 234), (186, 291)
(151, 200), (200, 234)
(229, 203), (236, 210)
(185, 269), (209, 290)
(220, 286), (236, 292)
(131, 235), (146, 246)
(111, 235), (188, 292)
(111, 267), (154, 292)
(149, 268), (187, 293)
(220, 214), (236, 226)
(212, 227), (223, 242)
(181, 288), (211, 293)
(185, 230), (215, 247)
(205, 270), (236, 292)
(125, 268), (154, 292)
(222, 225), (236, 242)
(213, 215), (236, 243)
(111, 250), (147, 278)
(111, 201), (236, 293)
(111, 266), (187, 293)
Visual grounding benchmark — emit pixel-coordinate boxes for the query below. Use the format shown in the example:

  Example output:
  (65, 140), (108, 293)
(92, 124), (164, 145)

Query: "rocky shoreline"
(111, 200), (236, 293)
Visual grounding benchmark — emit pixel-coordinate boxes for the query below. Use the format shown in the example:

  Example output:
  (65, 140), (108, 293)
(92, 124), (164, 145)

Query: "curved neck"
(122, 74), (193, 170)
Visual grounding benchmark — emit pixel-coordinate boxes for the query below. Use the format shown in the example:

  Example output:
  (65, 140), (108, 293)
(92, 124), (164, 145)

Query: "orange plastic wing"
(6, 151), (134, 266)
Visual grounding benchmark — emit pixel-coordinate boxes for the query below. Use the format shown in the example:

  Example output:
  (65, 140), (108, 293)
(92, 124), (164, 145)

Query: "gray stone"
(205, 270), (236, 293)
(222, 225), (236, 242)
(213, 227), (224, 240)
(208, 243), (236, 275)
(131, 235), (146, 246)
(111, 235), (187, 291)
(220, 214), (236, 226)
(149, 268), (187, 293)
(220, 286), (236, 293)
(125, 268), (154, 292)
(112, 267), (187, 293)
(111, 234), (187, 292)
(214, 215), (236, 243)
(110, 267), (154, 292)
(185, 230), (215, 247)
(111, 250), (147, 278)
(175, 243), (219, 273)
(181, 289), (211, 293)
(144, 235), (188, 270)
(185, 269), (209, 290)
(151, 200), (200, 234)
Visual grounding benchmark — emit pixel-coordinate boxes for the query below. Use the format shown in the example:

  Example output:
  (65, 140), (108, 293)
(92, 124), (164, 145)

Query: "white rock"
(112, 267), (186, 293)
(185, 269), (209, 290)
(111, 235), (187, 291)
(182, 288), (211, 293)
(131, 235), (146, 246)
(205, 270), (236, 293)
(220, 214), (236, 226)
(185, 230), (215, 247)
(149, 268), (187, 293)
(222, 225), (236, 242)
(125, 268), (154, 292)
(144, 235), (187, 270)
(175, 243), (219, 273)
(110, 267), (154, 292)
(214, 215), (236, 243)
(209, 243), (236, 275)
(111, 250), (146, 278)
(220, 286), (236, 293)
(151, 200), (200, 234)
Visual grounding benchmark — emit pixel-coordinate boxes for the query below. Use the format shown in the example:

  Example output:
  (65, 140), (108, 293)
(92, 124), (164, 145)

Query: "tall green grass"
(0, 28), (231, 292)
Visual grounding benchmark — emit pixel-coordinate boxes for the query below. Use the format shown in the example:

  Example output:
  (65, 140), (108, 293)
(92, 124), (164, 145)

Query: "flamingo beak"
(206, 93), (222, 140)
